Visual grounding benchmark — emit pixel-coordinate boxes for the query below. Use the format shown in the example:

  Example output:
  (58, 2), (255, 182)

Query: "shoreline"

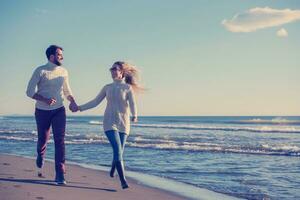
(0, 153), (242, 200)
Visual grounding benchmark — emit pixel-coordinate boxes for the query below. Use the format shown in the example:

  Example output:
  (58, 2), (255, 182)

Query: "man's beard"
(53, 59), (62, 66)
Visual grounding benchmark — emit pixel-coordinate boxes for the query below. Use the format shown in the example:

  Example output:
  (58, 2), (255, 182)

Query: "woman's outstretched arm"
(79, 86), (106, 112)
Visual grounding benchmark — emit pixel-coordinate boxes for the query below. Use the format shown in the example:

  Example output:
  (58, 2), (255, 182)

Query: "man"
(26, 45), (77, 185)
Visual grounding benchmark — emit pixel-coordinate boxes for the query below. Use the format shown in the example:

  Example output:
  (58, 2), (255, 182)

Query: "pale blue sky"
(0, 0), (299, 116)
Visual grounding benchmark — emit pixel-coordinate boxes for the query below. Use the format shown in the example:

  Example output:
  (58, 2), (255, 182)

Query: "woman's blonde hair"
(112, 61), (144, 92)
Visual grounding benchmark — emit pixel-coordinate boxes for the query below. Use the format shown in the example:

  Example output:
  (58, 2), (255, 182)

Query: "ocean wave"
(0, 130), (26, 134)
(142, 117), (300, 125)
(127, 141), (300, 156)
(132, 124), (300, 134)
(0, 130), (36, 135)
(89, 120), (102, 125)
(261, 144), (300, 152)
(0, 135), (34, 141)
(0, 135), (108, 145)
(86, 120), (300, 133)
(65, 139), (109, 144)
(86, 118), (300, 133)
(237, 117), (300, 125)
(1, 134), (299, 156)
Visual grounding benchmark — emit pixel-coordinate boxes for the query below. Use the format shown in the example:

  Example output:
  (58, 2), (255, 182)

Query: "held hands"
(69, 101), (79, 112)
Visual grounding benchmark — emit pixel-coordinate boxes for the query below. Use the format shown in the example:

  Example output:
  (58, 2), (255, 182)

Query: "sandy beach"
(0, 154), (187, 200)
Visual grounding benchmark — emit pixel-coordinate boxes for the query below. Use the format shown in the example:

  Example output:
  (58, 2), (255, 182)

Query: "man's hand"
(32, 94), (56, 106)
(69, 101), (79, 112)
(45, 98), (56, 106)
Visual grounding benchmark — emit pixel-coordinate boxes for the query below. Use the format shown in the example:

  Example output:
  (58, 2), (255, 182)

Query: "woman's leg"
(119, 132), (128, 152)
(105, 130), (123, 162)
(105, 130), (122, 177)
(110, 132), (127, 177)
(105, 130), (129, 188)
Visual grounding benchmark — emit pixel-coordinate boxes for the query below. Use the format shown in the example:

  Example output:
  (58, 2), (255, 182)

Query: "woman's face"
(110, 64), (123, 79)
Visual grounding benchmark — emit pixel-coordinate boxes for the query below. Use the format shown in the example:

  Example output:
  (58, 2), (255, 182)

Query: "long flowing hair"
(113, 61), (144, 92)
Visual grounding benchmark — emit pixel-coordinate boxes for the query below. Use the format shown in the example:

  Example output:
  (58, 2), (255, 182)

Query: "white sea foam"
(89, 120), (102, 125)
(31, 130), (37, 135)
(1, 133), (299, 156)
(126, 140), (300, 156)
(65, 139), (109, 144)
(241, 117), (300, 124)
(0, 136), (33, 141)
(0, 130), (30, 134)
(261, 144), (300, 152)
(130, 123), (300, 133)
(86, 118), (300, 133)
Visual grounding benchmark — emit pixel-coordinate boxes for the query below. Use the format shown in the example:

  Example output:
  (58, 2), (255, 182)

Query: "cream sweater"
(79, 79), (137, 135)
(26, 62), (73, 110)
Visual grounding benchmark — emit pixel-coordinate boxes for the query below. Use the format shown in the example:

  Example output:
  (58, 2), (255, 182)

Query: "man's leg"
(52, 107), (66, 185)
(35, 109), (51, 167)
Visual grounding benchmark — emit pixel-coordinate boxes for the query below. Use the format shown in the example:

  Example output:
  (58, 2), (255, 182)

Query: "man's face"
(53, 49), (63, 66)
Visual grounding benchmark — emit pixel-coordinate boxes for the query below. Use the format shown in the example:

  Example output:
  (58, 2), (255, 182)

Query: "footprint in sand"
(3, 163), (10, 166)
(82, 175), (87, 178)
(36, 197), (44, 200)
(14, 185), (22, 188)
(37, 172), (46, 178)
(24, 169), (34, 172)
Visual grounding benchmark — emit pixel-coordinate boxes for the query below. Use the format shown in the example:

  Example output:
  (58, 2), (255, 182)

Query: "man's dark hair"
(45, 45), (63, 60)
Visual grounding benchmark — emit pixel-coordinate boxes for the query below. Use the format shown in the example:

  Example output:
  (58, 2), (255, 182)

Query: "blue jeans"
(105, 130), (128, 162)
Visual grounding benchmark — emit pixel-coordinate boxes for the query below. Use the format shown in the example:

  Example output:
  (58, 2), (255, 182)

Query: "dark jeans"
(105, 130), (127, 162)
(35, 106), (66, 175)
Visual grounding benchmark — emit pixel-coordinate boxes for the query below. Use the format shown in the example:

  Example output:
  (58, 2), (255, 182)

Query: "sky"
(0, 0), (299, 116)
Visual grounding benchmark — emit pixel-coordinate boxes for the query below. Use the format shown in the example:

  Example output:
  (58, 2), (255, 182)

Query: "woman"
(75, 61), (142, 189)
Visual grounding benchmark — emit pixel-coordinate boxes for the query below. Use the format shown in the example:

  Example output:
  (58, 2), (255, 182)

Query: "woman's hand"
(131, 116), (138, 123)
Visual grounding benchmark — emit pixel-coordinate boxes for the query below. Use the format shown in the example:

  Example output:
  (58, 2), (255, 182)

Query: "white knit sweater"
(79, 79), (137, 135)
(26, 62), (73, 110)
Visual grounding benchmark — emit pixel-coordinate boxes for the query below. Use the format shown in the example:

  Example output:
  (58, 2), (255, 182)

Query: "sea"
(0, 115), (300, 200)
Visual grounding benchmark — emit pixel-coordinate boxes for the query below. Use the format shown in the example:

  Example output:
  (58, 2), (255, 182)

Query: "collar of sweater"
(113, 78), (125, 84)
(46, 61), (60, 69)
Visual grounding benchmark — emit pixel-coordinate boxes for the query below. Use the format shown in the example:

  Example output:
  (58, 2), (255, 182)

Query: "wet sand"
(0, 154), (186, 200)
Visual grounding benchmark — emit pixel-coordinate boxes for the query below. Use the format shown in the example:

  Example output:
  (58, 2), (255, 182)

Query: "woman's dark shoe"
(110, 161), (116, 178)
(115, 161), (129, 189)
(121, 182), (129, 189)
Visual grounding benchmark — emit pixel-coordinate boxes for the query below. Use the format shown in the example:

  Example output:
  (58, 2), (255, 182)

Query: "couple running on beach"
(26, 45), (142, 189)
